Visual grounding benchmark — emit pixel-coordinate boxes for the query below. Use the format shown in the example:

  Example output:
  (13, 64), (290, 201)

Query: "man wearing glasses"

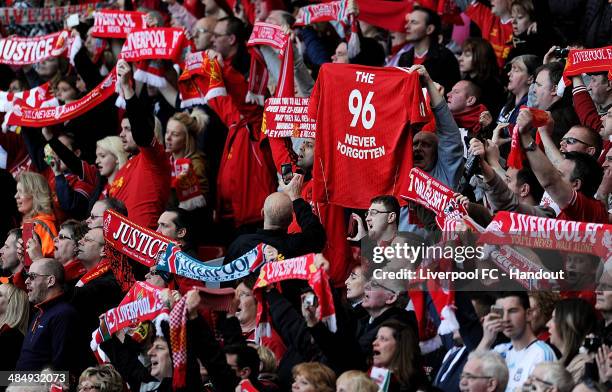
(16, 259), (79, 374)
(193, 17), (217, 51)
(86, 198), (127, 230)
(459, 350), (508, 392)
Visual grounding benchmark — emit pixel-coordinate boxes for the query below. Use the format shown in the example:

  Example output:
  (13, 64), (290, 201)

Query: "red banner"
(563, 46), (612, 82)
(119, 28), (190, 63)
(294, 1), (347, 26)
(263, 97), (316, 138)
(6, 70), (116, 127)
(479, 211), (612, 258)
(0, 4), (96, 25)
(247, 22), (289, 51)
(102, 209), (174, 267)
(92, 10), (148, 39)
(0, 30), (70, 65)
(0, 82), (54, 109)
(102, 281), (168, 335)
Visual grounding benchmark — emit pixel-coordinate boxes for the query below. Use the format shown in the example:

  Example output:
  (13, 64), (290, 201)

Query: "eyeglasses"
(82, 236), (105, 246)
(366, 209), (392, 217)
(24, 272), (52, 281)
(365, 281), (397, 294)
(212, 32), (230, 38)
(460, 372), (492, 381)
(195, 28), (210, 35)
(57, 234), (73, 241)
(561, 137), (592, 147)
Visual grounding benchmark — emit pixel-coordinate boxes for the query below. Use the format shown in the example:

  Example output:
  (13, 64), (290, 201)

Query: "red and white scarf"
(0, 4), (96, 25)
(0, 82), (55, 112)
(91, 10), (148, 39)
(75, 258), (111, 287)
(0, 30), (71, 65)
(294, 0), (348, 26)
(561, 46), (612, 88)
(102, 209), (174, 267)
(479, 211), (612, 258)
(253, 254), (336, 342)
(178, 51), (227, 108)
(4, 70), (117, 128)
(247, 22), (294, 105)
(91, 281), (169, 363)
(171, 157), (206, 210)
(119, 27), (191, 64)
(262, 97), (316, 138)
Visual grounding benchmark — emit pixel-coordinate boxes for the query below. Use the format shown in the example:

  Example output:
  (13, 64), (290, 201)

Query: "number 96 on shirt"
(337, 71), (386, 160)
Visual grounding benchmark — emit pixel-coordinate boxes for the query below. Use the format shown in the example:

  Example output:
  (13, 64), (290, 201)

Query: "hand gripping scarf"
(253, 254), (336, 343)
(178, 51), (227, 108)
(506, 107), (549, 170)
(246, 22), (294, 104)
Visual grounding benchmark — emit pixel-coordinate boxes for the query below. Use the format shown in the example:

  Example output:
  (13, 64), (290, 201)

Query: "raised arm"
(117, 60), (155, 147)
(517, 109), (574, 208)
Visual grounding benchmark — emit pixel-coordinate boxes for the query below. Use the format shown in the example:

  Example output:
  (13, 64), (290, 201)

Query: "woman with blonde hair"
(292, 362), (336, 392)
(165, 109), (210, 210)
(96, 136), (129, 194)
(336, 370), (378, 392)
(0, 283), (29, 370)
(15, 171), (57, 257)
(77, 364), (124, 392)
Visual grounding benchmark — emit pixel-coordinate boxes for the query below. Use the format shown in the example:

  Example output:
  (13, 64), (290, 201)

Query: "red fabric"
(10, 269), (27, 291)
(63, 259), (86, 282)
(222, 58), (265, 133)
(108, 139), (171, 229)
(572, 86), (603, 132)
(557, 190), (609, 224)
(0, 130), (31, 177)
(562, 46), (612, 86)
(465, 2), (512, 67)
(244, 325), (287, 362)
(309, 64), (429, 209)
(208, 92), (276, 226)
(506, 125), (525, 169)
(355, 0), (412, 33)
(452, 103), (487, 134)
(288, 180), (352, 287)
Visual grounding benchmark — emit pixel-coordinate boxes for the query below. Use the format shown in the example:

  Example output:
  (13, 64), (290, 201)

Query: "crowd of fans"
(0, 0), (611, 391)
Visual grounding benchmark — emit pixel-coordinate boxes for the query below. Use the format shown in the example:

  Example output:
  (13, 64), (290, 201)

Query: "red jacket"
(572, 85), (609, 164)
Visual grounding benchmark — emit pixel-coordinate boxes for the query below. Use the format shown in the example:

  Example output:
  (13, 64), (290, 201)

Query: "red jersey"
(309, 64), (429, 209)
(557, 190), (609, 224)
(108, 139), (171, 229)
(465, 2), (513, 67)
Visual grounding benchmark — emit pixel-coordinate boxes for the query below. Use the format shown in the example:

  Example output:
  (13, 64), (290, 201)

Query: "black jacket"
(224, 198), (326, 262)
(0, 325), (24, 372)
(398, 43), (461, 96)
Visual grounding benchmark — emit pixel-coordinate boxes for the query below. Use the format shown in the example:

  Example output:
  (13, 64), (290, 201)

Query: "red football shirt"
(557, 190), (609, 224)
(465, 2), (513, 67)
(309, 64), (429, 209)
(108, 139), (171, 229)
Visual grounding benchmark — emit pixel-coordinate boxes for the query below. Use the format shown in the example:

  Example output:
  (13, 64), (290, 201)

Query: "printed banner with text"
(263, 97), (316, 138)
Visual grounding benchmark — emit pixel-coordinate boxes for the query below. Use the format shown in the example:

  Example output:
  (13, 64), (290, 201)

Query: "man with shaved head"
(224, 174), (326, 261)
(16, 258), (79, 373)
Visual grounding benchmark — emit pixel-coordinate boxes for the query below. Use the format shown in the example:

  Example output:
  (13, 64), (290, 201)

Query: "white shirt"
(494, 340), (557, 392)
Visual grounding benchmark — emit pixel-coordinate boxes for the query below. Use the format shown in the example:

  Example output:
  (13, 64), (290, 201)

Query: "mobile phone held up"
(302, 292), (317, 308)
(490, 304), (503, 318)
(281, 163), (293, 185)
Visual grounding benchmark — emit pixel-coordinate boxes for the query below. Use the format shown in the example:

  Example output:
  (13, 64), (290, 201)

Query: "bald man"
(224, 174), (326, 261)
(193, 17), (217, 51)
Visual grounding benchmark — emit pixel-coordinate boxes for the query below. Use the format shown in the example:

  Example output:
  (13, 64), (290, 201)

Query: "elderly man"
(224, 174), (326, 261)
(86, 198), (127, 229)
(16, 259), (79, 372)
(459, 350), (509, 392)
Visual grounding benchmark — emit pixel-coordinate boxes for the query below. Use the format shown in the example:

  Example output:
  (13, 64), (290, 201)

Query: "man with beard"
(0, 228), (26, 290)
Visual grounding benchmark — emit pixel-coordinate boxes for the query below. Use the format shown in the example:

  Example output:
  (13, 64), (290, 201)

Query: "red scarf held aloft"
(253, 254), (336, 343)
(171, 157), (206, 209)
(263, 97), (316, 139)
(294, 0), (348, 26)
(562, 46), (612, 87)
(0, 30), (71, 65)
(0, 82), (54, 109)
(119, 28), (191, 66)
(102, 209), (174, 267)
(479, 210), (612, 258)
(453, 103), (487, 134)
(91, 9), (148, 39)
(506, 107), (549, 169)
(0, 4), (96, 25)
(76, 258), (111, 287)
(5, 70), (117, 128)
(178, 51), (227, 108)
(247, 22), (295, 104)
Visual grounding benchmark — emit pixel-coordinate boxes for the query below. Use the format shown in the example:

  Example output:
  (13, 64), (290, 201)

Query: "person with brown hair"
(336, 370), (378, 392)
(77, 364), (124, 392)
(529, 291), (561, 341)
(371, 319), (429, 391)
(291, 362), (336, 392)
